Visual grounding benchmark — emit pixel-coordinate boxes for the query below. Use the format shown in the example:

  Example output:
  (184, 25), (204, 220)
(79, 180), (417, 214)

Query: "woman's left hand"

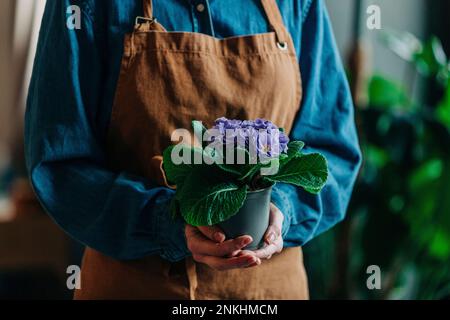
(237, 203), (284, 264)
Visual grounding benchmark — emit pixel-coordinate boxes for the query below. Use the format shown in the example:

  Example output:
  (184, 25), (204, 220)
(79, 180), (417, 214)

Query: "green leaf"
(429, 229), (450, 260)
(413, 37), (448, 79)
(216, 163), (244, 176)
(436, 80), (450, 129)
(408, 158), (443, 192)
(238, 158), (283, 185)
(287, 141), (305, 158)
(303, 186), (324, 195)
(162, 145), (205, 185)
(264, 153), (328, 193)
(212, 147), (255, 178)
(368, 75), (409, 110)
(177, 171), (247, 226)
(213, 147), (275, 183)
(365, 144), (389, 169)
(214, 148), (249, 177)
(163, 146), (190, 185)
(230, 141), (306, 183)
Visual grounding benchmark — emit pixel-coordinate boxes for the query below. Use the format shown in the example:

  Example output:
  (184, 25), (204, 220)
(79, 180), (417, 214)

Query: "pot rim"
(246, 185), (273, 195)
(247, 186), (272, 193)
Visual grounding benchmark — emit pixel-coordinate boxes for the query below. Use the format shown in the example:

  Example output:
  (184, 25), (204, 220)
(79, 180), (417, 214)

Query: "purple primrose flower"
(211, 118), (290, 159)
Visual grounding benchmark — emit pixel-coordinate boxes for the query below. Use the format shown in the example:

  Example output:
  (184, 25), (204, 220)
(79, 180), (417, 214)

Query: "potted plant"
(163, 118), (329, 250)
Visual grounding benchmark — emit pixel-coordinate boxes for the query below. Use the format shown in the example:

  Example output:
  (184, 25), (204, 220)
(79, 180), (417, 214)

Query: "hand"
(185, 224), (262, 271)
(251, 203), (284, 260)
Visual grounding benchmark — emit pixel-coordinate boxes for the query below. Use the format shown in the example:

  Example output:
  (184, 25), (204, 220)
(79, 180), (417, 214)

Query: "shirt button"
(196, 3), (205, 13)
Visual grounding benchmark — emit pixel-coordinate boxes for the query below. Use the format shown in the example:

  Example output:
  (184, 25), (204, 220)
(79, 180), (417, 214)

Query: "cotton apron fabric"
(75, 0), (308, 300)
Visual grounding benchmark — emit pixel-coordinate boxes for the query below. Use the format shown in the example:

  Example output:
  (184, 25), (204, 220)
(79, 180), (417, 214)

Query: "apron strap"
(260, 0), (287, 45)
(141, 0), (287, 45)
(143, 0), (153, 19)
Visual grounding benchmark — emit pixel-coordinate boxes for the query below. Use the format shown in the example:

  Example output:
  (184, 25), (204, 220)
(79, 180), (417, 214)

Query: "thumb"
(265, 204), (283, 244)
(197, 225), (226, 243)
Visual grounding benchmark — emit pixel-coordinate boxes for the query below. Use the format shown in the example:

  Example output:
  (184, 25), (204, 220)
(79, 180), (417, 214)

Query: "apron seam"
(128, 48), (295, 59)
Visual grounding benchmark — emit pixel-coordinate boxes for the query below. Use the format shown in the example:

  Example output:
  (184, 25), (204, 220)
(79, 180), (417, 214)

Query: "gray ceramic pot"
(219, 187), (272, 250)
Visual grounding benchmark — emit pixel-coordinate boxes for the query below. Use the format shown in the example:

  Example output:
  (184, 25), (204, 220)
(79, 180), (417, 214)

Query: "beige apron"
(75, 0), (307, 300)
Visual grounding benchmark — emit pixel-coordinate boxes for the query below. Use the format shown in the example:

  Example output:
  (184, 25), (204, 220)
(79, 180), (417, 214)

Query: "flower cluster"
(211, 117), (290, 158)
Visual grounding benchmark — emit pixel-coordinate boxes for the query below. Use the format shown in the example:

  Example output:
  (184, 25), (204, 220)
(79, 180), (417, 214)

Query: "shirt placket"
(189, 0), (215, 37)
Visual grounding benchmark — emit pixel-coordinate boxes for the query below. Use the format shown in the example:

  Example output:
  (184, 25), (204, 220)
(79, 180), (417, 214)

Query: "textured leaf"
(265, 153), (328, 193)
(162, 145), (204, 185)
(214, 147), (260, 181)
(216, 161), (244, 177)
(287, 141), (305, 158)
(303, 186), (324, 195)
(176, 169), (247, 226)
(216, 141), (307, 185)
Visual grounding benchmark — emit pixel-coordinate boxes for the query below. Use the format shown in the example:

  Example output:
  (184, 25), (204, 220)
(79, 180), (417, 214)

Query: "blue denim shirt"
(25, 0), (362, 261)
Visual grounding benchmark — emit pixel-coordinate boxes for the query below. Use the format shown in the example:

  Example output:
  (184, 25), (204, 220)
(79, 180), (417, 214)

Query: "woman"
(25, 0), (361, 299)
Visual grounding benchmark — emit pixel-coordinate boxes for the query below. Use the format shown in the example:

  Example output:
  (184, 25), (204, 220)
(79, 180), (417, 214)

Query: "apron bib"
(75, 0), (307, 300)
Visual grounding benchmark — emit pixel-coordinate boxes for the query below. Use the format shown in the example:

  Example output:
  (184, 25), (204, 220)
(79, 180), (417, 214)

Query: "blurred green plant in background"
(304, 30), (450, 300)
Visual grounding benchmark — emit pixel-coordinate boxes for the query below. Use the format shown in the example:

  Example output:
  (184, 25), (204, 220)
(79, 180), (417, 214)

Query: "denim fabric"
(25, 0), (362, 261)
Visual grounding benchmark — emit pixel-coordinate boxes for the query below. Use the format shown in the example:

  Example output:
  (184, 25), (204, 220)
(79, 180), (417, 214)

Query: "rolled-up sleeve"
(271, 0), (362, 245)
(25, 0), (188, 261)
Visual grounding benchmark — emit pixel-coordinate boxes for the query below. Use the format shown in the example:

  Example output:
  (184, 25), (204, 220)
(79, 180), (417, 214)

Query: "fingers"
(186, 225), (261, 270)
(256, 204), (284, 259)
(270, 203), (284, 225)
(233, 250), (262, 267)
(186, 225), (253, 257)
(193, 253), (259, 271)
(193, 236), (253, 257)
(264, 225), (281, 245)
(264, 204), (284, 245)
(197, 225), (226, 242)
(185, 207), (284, 270)
(245, 261), (261, 268)
(252, 238), (283, 260)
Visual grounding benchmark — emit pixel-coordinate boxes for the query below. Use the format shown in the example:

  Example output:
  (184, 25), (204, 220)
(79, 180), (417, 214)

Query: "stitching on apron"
(132, 49), (294, 59)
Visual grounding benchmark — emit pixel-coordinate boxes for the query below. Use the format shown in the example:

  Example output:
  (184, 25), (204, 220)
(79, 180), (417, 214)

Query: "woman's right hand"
(185, 225), (261, 271)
